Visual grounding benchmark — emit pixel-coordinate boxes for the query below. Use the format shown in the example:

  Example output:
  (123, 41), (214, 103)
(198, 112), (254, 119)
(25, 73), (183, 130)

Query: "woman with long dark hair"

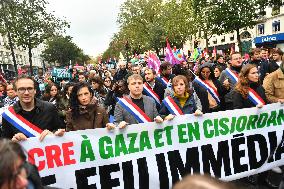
(233, 64), (267, 109)
(66, 82), (109, 131)
(42, 84), (61, 105)
(90, 76), (107, 105)
(193, 63), (227, 112)
(159, 75), (203, 120)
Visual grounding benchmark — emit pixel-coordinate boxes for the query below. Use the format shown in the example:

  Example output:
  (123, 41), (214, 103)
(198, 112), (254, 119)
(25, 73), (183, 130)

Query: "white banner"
(21, 103), (284, 189)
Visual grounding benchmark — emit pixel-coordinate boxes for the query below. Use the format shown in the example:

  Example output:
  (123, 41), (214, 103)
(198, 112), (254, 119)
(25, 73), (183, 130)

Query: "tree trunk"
(204, 30), (209, 50)
(7, 31), (18, 76)
(28, 45), (33, 76)
(236, 28), (242, 54)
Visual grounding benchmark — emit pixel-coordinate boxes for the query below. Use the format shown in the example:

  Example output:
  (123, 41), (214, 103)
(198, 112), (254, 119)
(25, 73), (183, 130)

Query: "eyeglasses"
(17, 87), (34, 94)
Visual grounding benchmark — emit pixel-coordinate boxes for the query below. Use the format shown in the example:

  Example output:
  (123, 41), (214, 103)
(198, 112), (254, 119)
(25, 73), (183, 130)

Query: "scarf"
(174, 92), (189, 107)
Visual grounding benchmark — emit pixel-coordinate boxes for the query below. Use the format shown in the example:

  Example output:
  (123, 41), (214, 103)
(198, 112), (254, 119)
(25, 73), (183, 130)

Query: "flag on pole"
(212, 47), (217, 58)
(147, 52), (161, 74)
(165, 39), (180, 65)
(230, 45), (235, 55)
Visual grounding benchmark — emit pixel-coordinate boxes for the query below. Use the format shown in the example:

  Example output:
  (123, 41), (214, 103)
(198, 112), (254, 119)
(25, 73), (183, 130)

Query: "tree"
(206, 0), (268, 53)
(0, 0), (20, 75)
(14, 0), (68, 75)
(41, 35), (85, 66)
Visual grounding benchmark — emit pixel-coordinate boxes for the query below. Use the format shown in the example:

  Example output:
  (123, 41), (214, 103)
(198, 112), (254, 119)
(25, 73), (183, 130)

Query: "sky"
(46, 0), (125, 57)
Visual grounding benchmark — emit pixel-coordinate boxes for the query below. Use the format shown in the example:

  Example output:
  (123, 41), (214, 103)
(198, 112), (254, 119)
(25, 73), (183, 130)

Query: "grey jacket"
(114, 95), (158, 125)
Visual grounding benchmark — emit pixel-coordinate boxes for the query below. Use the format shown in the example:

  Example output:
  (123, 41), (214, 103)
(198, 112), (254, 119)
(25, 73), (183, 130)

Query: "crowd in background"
(0, 47), (283, 189)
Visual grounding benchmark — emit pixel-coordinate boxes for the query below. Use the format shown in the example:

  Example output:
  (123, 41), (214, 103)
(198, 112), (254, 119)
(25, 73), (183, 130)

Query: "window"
(272, 20), (280, 33)
(258, 24), (265, 35)
(230, 36), (234, 41)
(221, 37), (225, 43)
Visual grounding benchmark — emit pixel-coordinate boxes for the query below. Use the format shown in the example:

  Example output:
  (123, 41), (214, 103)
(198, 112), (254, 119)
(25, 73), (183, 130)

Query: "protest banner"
(52, 68), (71, 82)
(21, 103), (284, 189)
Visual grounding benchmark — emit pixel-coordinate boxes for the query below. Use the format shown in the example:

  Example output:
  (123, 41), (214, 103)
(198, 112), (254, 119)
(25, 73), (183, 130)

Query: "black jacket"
(193, 79), (227, 113)
(268, 60), (280, 74)
(142, 79), (166, 111)
(232, 83), (267, 109)
(1, 98), (65, 139)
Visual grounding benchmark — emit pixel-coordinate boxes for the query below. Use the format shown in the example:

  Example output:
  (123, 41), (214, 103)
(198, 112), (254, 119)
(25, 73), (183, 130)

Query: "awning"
(254, 33), (284, 44)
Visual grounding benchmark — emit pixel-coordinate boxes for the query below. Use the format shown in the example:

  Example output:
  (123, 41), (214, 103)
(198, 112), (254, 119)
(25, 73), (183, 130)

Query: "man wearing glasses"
(1, 75), (65, 141)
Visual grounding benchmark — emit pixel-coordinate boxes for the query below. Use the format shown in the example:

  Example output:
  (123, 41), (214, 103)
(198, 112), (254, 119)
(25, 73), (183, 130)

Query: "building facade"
(184, 5), (284, 56)
(0, 34), (44, 76)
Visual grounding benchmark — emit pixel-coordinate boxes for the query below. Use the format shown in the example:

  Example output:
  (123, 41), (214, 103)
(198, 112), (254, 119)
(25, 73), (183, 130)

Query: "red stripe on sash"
(123, 97), (152, 122)
(9, 107), (43, 133)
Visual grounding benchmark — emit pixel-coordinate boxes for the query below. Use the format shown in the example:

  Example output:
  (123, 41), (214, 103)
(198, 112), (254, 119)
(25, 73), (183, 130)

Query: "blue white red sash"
(225, 68), (266, 105)
(143, 83), (161, 106)
(156, 77), (169, 87)
(194, 77), (220, 104)
(162, 96), (184, 115)
(2, 107), (43, 137)
(117, 97), (151, 123)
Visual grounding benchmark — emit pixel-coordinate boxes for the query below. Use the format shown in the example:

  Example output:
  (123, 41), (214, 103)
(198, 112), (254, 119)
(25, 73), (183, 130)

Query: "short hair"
(230, 52), (241, 60)
(249, 48), (261, 57)
(144, 67), (156, 75)
(127, 74), (143, 84)
(216, 54), (223, 60)
(13, 75), (36, 90)
(160, 62), (172, 71)
(260, 48), (268, 52)
(172, 75), (191, 94)
(272, 48), (283, 56)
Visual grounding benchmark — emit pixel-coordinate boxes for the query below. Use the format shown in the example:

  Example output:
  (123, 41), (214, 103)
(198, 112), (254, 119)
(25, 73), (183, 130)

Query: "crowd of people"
(0, 47), (283, 189)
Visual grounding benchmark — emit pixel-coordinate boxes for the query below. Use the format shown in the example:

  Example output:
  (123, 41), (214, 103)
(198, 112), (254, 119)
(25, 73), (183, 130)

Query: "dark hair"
(249, 48), (261, 57)
(198, 63), (215, 81)
(216, 54), (223, 60)
(272, 48), (283, 56)
(160, 62), (172, 71)
(42, 84), (61, 101)
(90, 76), (106, 95)
(144, 67), (156, 75)
(63, 82), (75, 97)
(13, 75), (36, 91)
(0, 139), (25, 189)
(70, 82), (94, 118)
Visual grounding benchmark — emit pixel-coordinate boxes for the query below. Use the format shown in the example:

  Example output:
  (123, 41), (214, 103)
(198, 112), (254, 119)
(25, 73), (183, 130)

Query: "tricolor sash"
(162, 96), (184, 116)
(2, 107), (43, 137)
(194, 77), (221, 104)
(117, 97), (151, 123)
(143, 83), (161, 106)
(225, 68), (266, 105)
(156, 77), (169, 87)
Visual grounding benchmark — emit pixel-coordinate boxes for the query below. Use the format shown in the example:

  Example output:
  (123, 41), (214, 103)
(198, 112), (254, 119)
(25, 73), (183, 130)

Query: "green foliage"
(0, 0), (68, 75)
(41, 35), (89, 66)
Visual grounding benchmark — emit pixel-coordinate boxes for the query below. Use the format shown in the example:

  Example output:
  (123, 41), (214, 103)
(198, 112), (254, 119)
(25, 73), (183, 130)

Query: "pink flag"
(147, 52), (161, 74)
(165, 39), (180, 65)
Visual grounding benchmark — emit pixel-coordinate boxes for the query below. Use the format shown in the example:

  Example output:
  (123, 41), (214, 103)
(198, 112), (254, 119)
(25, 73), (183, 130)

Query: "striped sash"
(225, 68), (266, 105)
(162, 96), (184, 115)
(2, 106), (43, 137)
(117, 97), (151, 123)
(143, 83), (161, 105)
(194, 77), (221, 104)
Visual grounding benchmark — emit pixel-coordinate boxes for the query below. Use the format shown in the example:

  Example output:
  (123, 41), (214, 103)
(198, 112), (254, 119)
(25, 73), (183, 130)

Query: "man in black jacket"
(268, 48), (283, 74)
(1, 75), (65, 141)
(143, 68), (166, 111)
